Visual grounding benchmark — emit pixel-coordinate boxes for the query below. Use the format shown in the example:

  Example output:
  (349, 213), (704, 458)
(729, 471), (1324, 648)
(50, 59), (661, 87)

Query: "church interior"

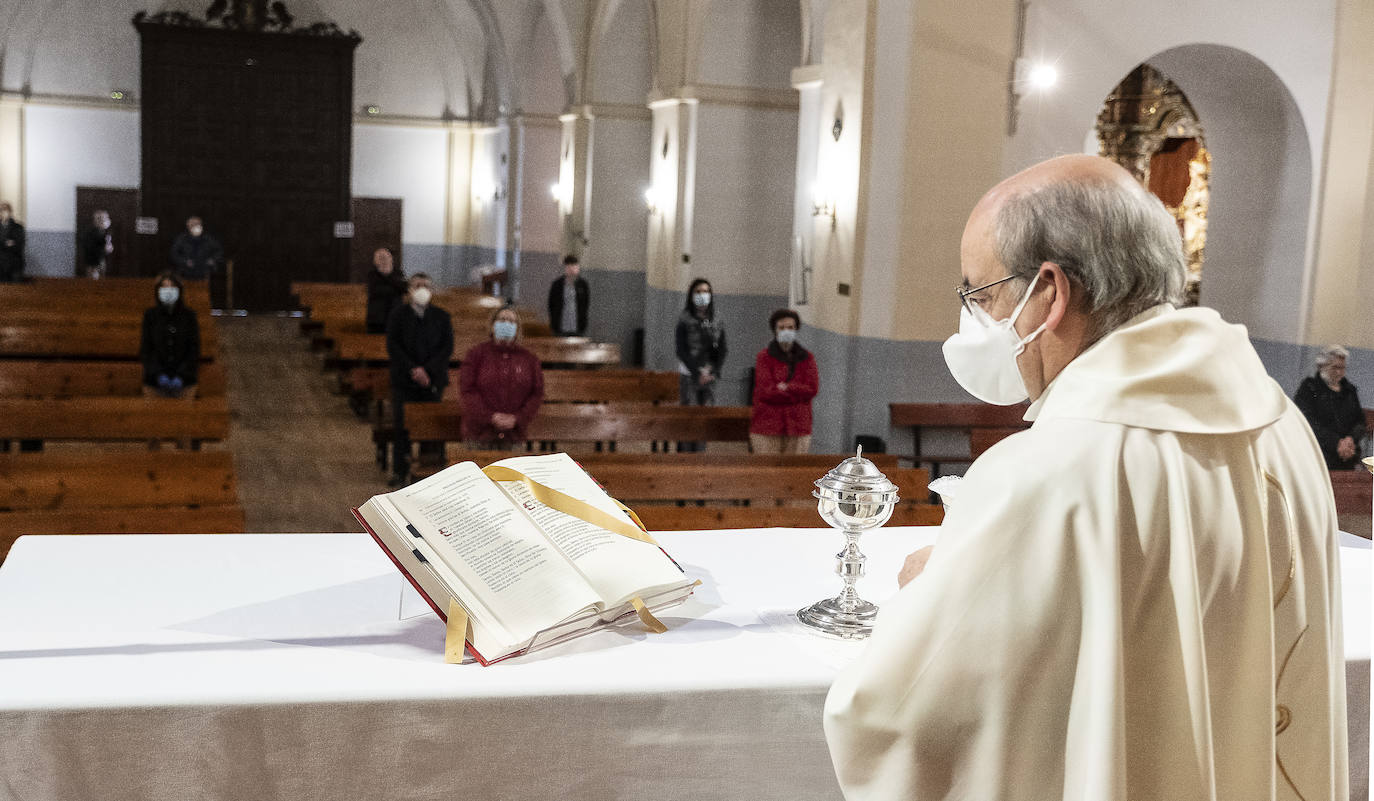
(0, 0), (1372, 797)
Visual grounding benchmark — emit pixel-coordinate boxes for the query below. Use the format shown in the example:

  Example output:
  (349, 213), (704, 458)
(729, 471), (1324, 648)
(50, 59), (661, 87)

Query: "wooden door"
(349, 197), (403, 283)
(74, 187), (139, 277)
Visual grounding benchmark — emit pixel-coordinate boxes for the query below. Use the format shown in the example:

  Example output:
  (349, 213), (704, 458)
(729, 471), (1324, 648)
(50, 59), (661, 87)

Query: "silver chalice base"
(797, 594), (878, 639)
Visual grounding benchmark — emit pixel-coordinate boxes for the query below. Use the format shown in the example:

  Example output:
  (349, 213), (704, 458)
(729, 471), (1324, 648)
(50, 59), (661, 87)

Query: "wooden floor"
(221, 314), (387, 533)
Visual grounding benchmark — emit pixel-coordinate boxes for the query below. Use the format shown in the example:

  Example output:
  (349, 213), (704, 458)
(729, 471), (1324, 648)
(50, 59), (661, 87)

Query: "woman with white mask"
(139, 272), (200, 399)
(749, 308), (819, 453)
(458, 306), (544, 450)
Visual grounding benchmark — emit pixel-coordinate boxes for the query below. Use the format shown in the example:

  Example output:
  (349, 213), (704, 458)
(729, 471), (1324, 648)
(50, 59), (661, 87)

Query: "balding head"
(964, 154), (1185, 342)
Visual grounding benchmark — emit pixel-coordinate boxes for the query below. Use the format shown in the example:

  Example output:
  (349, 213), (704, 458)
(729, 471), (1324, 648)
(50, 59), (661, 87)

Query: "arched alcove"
(1141, 44), (1312, 348)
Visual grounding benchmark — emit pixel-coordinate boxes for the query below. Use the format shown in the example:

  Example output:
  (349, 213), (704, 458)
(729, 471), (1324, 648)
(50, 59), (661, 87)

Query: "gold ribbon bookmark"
(444, 598), (472, 664)
(630, 596), (668, 633)
(481, 465), (658, 546)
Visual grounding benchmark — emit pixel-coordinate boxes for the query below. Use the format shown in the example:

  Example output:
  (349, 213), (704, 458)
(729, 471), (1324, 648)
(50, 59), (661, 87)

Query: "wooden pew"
(889, 402), (1031, 475)
(1330, 468), (1370, 518)
(0, 361), (227, 398)
(413, 450), (903, 481)
(355, 367), (678, 406)
(576, 463), (941, 530)
(403, 403), (749, 451)
(0, 397), (230, 443)
(0, 451), (245, 561)
(331, 332), (620, 367)
(0, 321), (220, 359)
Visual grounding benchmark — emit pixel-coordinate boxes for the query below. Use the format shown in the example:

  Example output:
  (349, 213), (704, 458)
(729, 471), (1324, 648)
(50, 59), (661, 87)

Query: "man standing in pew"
(825, 156), (1346, 800)
(0, 200), (24, 283)
(547, 253), (590, 337)
(170, 215), (223, 280)
(385, 273), (453, 486)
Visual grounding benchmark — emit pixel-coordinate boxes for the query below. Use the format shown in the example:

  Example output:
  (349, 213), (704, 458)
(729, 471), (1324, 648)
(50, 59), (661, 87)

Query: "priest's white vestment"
(824, 305), (1347, 801)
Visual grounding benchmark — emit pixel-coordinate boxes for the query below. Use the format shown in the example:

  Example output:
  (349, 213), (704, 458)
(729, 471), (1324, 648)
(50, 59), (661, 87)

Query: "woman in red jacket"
(750, 308), (819, 453)
(459, 306), (544, 450)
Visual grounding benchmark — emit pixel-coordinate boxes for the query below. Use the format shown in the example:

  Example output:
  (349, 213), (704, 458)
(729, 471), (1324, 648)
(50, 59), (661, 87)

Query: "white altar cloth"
(0, 529), (1366, 801)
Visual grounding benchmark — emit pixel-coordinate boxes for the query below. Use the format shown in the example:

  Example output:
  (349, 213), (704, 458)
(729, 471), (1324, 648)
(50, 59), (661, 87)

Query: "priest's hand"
(897, 546), (934, 588)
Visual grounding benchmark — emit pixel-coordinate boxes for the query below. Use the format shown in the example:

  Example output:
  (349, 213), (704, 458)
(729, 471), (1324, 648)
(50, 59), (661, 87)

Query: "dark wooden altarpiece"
(135, 7), (360, 310)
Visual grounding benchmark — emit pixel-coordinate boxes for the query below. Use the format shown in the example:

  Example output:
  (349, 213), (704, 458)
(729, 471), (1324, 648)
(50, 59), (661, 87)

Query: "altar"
(0, 529), (1366, 800)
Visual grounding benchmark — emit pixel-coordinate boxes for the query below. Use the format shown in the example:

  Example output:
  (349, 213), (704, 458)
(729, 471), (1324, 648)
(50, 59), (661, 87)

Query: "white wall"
(691, 102), (797, 296)
(351, 123), (449, 244)
(23, 105), (140, 230)
(589, 116), (651, 272)
(697, 0), (801, 90)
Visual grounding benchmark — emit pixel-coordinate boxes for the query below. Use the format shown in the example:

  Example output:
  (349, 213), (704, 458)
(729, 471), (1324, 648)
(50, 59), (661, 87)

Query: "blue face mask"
(493, 320), (518, 341)
(157, 286), (179, 306)
(776, 328), (797, 345)
(693, 291), (711, 308)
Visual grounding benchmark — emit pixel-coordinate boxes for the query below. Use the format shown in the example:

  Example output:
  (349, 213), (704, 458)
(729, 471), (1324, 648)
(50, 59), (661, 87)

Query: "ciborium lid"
(814, 446), (898, 498)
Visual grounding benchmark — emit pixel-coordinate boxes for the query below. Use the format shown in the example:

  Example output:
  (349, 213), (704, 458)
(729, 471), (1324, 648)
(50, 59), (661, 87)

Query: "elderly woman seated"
(1293, 344), (1365, 469)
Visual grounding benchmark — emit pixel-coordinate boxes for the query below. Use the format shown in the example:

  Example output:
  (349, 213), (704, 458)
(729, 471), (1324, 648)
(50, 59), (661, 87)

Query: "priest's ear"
(1037, 260), (1078, 331)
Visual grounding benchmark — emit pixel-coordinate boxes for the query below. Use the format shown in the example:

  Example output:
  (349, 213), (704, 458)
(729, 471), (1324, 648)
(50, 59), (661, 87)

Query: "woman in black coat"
(1294, 344), (1365, 469)
(140, 272), (200, 398)
(365, 247), (407, 334)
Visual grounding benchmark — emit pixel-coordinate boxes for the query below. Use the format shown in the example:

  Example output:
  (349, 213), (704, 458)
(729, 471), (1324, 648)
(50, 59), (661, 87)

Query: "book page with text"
(491, 453), (689, 607)
(389, 462), (601, 644)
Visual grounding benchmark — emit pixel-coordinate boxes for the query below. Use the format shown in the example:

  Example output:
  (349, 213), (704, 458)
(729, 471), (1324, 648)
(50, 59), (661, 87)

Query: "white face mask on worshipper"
(776, 328), (797, 345)
(411, 286), (432, 308)
(492, 320), (518, 341)
(941, 273), (1048, 405)
(189, 225), (204, 237)
(157, 286), (180, 306)
(693, 292), (711, 308)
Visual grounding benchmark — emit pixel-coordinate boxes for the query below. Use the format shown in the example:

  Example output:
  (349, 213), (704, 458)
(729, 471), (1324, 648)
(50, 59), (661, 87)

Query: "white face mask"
(941, 274), (1047, 405)
(693, 291), (711, 308)
(189, 225), (204, 237)
(776, 328), (797, 345)
(411, 286), (432, 308)
(157, 286), (179, 305)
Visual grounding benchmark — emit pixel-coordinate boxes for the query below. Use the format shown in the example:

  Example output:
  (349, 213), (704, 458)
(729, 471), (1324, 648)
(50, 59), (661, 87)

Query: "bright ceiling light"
(1027, 63), (1058, 90)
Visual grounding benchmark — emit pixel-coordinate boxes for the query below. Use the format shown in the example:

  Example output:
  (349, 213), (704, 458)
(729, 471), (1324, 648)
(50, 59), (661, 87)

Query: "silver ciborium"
(797, 446), (899, 638)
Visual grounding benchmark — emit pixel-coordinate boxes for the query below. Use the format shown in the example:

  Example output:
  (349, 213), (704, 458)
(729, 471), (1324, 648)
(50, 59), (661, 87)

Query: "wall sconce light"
(644, 186), (660, 215)
(364, 104), (381, 116)
(550, 182), (569, 204)
(811, 183), (836, 228)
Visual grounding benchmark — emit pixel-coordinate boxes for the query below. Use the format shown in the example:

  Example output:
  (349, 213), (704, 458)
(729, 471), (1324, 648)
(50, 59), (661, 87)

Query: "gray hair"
(993, 175), (1186, 340)
(1316, 345), (1349, 369)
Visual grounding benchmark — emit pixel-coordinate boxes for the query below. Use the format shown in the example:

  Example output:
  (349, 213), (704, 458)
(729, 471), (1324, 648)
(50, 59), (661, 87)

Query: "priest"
(823, 155), (1347, 801)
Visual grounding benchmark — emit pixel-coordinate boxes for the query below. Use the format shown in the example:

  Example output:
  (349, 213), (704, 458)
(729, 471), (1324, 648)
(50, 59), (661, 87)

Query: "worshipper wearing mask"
(459, 306), (544, 450)
(170, 215), (224, 280)
(1294, 344), (1366, 469)
(749, 309), (818, 454)
(547, 253), (590, 337)
(675, 278), (727, 406)
(385, 274), (453, 486)
(140, 272), (200, 399)
(80, 209), (114, 279)
(0, 200), (25, 283)
(365, 247), (407, 334)
(824, 155), (1346, 801)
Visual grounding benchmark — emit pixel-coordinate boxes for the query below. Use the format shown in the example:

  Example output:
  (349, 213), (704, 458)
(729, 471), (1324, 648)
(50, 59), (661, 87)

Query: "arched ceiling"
(0, 0), (573, 120)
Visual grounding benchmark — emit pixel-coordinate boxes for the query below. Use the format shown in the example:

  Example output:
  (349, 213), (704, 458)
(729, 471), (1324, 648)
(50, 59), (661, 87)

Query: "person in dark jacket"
(459, 306), (544, 449)
(0, 201), (25, 283)
(1294, 344), (1366, 469)
(547, 254), (590, 336)
(80, 209), (114, 278)
(750, 309), (819, 454)
(140, 272), (200, 398)
(170, 216), (223, 280)
(386, 273), (454, 485)
(365, 247), (407, 334)
(675, 277), (727, 406)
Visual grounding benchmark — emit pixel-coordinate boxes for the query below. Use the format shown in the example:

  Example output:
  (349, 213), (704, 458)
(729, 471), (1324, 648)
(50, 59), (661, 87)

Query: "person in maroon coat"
(459, 306), (545, 449)
(750, 308), (819, 454)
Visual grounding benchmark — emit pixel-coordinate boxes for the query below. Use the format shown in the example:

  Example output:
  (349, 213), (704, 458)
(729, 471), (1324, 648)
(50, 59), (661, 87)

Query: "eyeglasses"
(956, 274), (1018, 314)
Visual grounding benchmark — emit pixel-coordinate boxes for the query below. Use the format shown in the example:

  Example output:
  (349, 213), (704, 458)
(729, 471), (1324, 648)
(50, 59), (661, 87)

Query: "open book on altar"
(352, 452), (696, 665)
